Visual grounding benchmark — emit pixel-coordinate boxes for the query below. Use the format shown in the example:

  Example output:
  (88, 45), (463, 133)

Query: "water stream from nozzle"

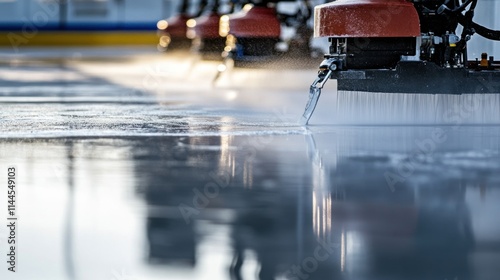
(300, 67), (334, 125)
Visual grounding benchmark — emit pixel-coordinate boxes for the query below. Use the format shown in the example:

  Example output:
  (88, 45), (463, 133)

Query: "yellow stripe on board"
(0, 31), (159, 46)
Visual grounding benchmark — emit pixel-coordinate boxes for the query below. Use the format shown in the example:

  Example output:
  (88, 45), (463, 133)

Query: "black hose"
(452, 0), (475, 13)
(458, 14), (500, 41)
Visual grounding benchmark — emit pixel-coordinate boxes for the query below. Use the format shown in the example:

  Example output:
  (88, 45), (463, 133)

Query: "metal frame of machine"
(301, 0), (500, 124)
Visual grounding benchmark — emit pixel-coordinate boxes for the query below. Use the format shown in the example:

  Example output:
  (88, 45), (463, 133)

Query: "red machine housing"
(314, 0), (420, 38)
(227, 5), (281, 38)
(192, 12), (221, 39)
(189, 11), (226, 56)
(221, 5), (283, 59)
(163, 14), (190, 38)
(157, 14), (192, 50)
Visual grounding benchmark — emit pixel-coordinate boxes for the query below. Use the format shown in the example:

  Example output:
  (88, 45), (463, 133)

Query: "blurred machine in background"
(157, 0), (234, 57)
(157, 0), (327, 62)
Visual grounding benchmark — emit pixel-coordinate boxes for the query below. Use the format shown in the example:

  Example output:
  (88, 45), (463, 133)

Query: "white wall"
(123, 0), (167, 22)
(0, 0), (28, 23)
(0, 0), (173, 27)
(0, 0), (60, 28)
(66, 0), (119, 24)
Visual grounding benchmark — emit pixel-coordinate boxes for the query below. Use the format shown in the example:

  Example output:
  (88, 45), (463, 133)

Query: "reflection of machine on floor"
(305, 134), (475, 280)
(147, 216), (196, 265)
(302, 0), (500, 124)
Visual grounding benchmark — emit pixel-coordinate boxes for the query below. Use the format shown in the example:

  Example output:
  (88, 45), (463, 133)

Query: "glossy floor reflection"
(1, 126), (499, 280)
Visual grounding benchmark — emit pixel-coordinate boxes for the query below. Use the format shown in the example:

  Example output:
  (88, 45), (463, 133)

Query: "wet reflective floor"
(1, 48), (500, 280)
